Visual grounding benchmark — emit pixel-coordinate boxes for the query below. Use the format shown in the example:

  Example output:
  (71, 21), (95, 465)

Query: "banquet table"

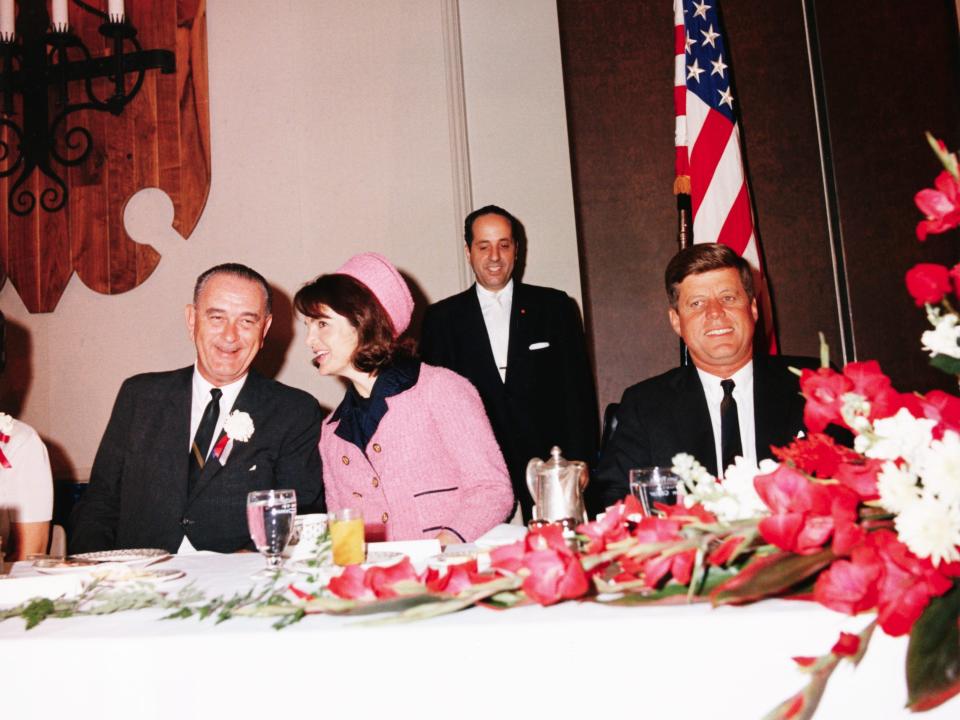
(0, 551), (955, 720)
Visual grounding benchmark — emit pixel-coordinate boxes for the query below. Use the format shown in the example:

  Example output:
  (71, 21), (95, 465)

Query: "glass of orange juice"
(329, 508), (365, 566)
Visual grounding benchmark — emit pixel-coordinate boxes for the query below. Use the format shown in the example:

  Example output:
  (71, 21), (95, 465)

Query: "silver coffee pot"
(525, 446), (588, 524)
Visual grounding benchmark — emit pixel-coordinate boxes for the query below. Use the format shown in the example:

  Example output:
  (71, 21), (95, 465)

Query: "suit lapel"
(753, 357), (786, 460)
(168, 368), (193, 502)
(671, 366), (719, 476)
(189, 371), (262, 502)
(505, 282), (527, 384)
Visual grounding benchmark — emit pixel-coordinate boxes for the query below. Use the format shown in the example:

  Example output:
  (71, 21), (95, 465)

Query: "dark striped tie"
(720, 379), (742, 475)
(189, 388), (222, 493)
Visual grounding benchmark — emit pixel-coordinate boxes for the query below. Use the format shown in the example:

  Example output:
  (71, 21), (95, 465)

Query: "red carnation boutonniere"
(0, 412), (13, 469)
(211, 410), (255, 466)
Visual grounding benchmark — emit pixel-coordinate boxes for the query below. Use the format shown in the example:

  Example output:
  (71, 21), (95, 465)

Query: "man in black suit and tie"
(587, 243), (818, 515)
(588, 243), (818, 516)
(70, 264), (324, 553)
(420, 205), (598, 522)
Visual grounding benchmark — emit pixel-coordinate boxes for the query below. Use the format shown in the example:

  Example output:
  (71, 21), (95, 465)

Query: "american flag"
(673, 0), (777, 353)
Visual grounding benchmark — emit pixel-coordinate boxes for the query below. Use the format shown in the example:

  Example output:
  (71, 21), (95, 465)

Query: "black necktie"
(720, 379), (742, 475)
(189, 388), (222, 492)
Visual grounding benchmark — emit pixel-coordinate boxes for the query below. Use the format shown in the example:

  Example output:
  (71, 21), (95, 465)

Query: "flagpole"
(676, 182), (692, 366)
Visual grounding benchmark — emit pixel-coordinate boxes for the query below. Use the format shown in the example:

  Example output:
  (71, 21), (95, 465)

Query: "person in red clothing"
(295, 253), (512, 544)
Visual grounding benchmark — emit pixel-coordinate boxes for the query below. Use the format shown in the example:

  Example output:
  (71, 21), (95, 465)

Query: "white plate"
(70, 548), (171, 566)
(33, 559), (103, 575)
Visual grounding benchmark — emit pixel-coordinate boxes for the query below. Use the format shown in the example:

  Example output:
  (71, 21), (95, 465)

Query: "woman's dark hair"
(294, 274), (415, 374)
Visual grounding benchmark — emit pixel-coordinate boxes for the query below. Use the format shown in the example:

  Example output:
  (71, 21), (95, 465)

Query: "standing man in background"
(421, 205), (598, 522)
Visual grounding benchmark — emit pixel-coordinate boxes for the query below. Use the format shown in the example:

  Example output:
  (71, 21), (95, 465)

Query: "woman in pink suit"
(294, 253), (513, 544)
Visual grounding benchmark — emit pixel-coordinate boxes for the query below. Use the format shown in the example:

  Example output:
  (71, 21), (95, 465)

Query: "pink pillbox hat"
(334, 252), (414, 337)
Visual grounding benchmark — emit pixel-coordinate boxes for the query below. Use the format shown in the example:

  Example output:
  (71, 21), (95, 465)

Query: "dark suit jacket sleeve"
(276, 393), (325, 513)
(587, 385), (651, 517)
(557, 294), (599, 465)
(69, 378), (135, 552)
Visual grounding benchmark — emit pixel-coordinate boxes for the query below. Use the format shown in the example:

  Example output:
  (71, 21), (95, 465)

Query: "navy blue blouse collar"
(331, 360), (421, 451)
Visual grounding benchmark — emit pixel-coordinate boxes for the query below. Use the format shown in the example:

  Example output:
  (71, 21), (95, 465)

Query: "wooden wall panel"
(560, 0), (960, 409)
(815, 0), (960, 392)
(0, 0), (210, 313)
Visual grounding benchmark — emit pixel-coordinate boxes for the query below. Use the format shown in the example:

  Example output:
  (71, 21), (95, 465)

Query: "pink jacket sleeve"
(424, 368), (514, 540)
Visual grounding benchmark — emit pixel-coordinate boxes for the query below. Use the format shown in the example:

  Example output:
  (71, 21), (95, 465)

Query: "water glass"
(629, 467), (681, 517)
(246, 489), (297, 574)
(329, 508), (365, 566)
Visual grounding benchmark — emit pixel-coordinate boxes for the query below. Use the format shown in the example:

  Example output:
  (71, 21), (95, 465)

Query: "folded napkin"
(474, 523), (527, 548)
(367, 539), (441, 563)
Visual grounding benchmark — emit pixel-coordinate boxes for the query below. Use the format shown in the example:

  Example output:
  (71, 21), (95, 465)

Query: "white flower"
(840, 392), (872, 433)
(877, 461), (921, 514)
(921, 307), (960, 359)
(0, 412), (13, 436)
(671, 453), (712, 488)
(855, 408), (936, 464)
(915, 430), (960, 507)
(223, 411), (255, 442)
(672, 453), (769, 522)
(894, 493), (960, 566)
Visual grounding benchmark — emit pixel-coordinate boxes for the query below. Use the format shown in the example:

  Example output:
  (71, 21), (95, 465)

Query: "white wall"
(0, 0), (581, 480)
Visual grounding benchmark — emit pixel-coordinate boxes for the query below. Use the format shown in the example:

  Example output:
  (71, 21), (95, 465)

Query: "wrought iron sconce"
(0, 1), (175, 215)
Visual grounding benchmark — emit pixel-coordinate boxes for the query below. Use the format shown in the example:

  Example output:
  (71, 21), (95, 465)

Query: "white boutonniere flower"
(224, 411), (255, 442)
(0, 412), (13, 436)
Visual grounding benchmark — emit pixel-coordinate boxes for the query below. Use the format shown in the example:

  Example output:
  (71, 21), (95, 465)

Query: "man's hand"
(435, 530), (462, 547)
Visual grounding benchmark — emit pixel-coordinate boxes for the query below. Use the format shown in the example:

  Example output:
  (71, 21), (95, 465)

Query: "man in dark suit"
(588, 243), (816, 516)
(421, 205), (598, 522)
(70, 264), (324, 553)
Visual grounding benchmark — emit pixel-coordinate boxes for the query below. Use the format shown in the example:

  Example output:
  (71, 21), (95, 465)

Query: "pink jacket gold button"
(372, 476), (380, 488)
(372, 443), (382, 453)
(341, 456), (350, 465)
(381, 512), (389, 524)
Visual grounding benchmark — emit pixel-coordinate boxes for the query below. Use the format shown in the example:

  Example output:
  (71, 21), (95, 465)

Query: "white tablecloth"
(1, 551), (955, 720)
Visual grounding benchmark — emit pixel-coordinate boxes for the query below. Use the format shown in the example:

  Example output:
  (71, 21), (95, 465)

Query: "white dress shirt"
(696, 361), (756, 476)
(476, 279), (514, 383)
(0, 418), (54, 553)
(180, 368), (247, 553)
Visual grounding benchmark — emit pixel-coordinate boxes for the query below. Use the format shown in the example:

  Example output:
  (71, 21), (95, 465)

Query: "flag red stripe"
(689, 110), (733, 214)
(674, 84), (686, 115)
(674, 23), (685, 54)
(676, 146), (688, 176)
(716, 183), (752, 255)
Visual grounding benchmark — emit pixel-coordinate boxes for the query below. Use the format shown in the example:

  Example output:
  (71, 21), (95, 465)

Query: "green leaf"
(907, 582), (960, 711)
(598, 565), (737, 606)
(21, 598), (57, 630)
(929, 354), (960, 377)
(711, 549), (834, 606)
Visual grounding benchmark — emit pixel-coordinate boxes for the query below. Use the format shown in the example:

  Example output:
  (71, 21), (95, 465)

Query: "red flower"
(327, 558), (424, 601)
(327, 565), (376, 600)
(755, 465), (860, 555)
(576, 496), (640, 553)
(426, 559), (494, 595)
(905, 263), (953, 306)
(831, 632), (861, 657)
(707, 535), (746, 567)
(920, 390), (960, 438)
(814, 530), (956, 636)
(792, 656), (817, 668)
(631, 516), (696, 586)
(915, 170), (960, 240)
(813, 545), (881, 614)
(773, 433), (860, 478)
(834, 458), (882, 501)
(489, 525), (590, 606)
(521, 549), (590, 605)
(799, 368), (853, 433)
(842, 361), (901, 421)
